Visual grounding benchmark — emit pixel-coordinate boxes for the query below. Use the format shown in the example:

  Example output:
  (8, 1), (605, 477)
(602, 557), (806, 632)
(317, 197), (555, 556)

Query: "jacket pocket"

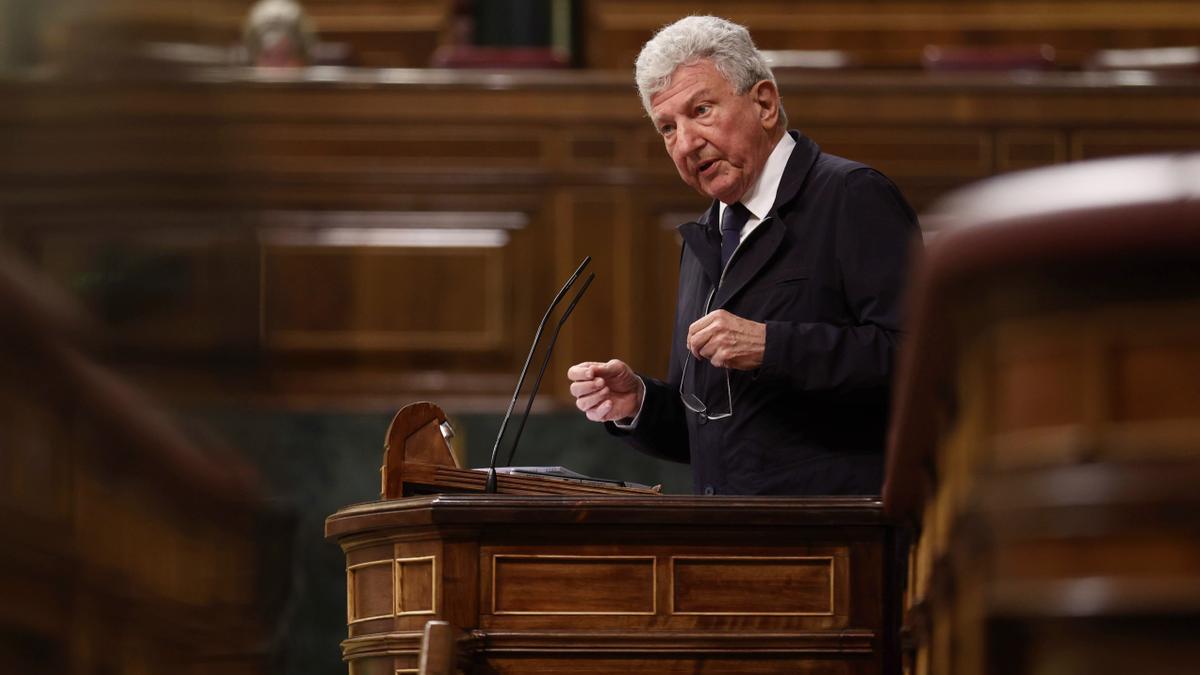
(771, 265), (810, 285)
(730, 266), (812, 321)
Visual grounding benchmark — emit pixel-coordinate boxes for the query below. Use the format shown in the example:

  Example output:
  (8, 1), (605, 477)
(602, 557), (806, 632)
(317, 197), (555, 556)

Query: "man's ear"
(751, 80), (781, 129)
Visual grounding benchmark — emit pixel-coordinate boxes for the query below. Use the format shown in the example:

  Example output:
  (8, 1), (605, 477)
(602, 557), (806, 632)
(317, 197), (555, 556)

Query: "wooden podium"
(326, 402), (899, 673)
(326, 496), (898, 673)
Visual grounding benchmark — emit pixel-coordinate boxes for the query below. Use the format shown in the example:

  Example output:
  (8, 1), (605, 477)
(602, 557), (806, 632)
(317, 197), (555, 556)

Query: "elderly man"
(568, 16), (918, 495)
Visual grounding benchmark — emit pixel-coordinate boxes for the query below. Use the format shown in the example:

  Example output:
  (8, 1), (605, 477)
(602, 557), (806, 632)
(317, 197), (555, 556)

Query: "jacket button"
(703, 485), (715, 496)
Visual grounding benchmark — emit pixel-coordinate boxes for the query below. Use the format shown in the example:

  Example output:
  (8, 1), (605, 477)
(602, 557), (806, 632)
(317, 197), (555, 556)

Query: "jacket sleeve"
(604, 375), (691, 463)
(758, 168), (920, 394)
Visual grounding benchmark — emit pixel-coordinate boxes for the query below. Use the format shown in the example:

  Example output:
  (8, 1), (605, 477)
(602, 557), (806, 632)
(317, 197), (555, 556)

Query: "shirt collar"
(720, 132), (796, 221)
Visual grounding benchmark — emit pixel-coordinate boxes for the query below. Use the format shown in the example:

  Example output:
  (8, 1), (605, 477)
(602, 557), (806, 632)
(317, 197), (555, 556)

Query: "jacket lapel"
(713, 218), (783, 308)
(677, 202), (722, 289)
(715, 131), (822, 308)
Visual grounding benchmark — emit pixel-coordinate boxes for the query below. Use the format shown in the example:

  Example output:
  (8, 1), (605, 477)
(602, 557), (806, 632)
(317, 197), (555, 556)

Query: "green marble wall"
(192, 407), (691, 675)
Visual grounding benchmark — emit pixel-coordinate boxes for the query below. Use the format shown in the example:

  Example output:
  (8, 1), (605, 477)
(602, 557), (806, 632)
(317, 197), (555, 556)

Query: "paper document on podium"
(495, 466), (653, 490)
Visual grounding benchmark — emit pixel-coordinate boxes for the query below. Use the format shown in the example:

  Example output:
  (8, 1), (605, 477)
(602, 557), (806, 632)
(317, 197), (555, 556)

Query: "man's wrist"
(613, 376), (647, 429)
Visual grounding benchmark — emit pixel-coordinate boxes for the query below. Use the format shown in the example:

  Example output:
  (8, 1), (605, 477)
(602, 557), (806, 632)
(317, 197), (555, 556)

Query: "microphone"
(485, 257), (591, 493)
(503, 272), (594, 467)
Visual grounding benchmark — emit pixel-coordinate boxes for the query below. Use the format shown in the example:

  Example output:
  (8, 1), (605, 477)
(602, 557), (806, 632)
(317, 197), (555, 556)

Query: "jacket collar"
(769, 130), (821, 216)
(676, 131), (822, 303)
(677, 201), (723, 286)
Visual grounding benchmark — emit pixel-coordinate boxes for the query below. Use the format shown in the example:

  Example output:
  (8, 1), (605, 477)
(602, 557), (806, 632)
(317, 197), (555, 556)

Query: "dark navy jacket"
(610, 131), (919, 495)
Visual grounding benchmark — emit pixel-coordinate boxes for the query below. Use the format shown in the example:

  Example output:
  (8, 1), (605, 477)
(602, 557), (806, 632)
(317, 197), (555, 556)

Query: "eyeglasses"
(679, 354), (733, 420)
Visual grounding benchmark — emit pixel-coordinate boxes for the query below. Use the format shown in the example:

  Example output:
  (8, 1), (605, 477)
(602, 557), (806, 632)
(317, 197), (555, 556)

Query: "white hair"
(248, 0), (304, 27)
(634, 16), (781, 120)
(243, 0), (315, 59)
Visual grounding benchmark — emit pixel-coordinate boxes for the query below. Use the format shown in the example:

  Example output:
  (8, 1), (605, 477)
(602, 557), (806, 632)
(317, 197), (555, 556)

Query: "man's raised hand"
(567, 359), (644, 423)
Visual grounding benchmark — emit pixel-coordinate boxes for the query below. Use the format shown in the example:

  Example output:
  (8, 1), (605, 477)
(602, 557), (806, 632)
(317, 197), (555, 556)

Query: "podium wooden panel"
(326, 495), (900, 674)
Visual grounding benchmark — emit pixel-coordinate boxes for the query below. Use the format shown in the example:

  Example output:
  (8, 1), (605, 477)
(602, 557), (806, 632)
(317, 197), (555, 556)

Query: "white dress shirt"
(718, 131), (796, 248)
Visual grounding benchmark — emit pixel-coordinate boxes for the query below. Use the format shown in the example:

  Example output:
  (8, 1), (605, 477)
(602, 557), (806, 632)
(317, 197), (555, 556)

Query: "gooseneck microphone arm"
(485, 257), (591, 494)
(503, 272), (594, 468)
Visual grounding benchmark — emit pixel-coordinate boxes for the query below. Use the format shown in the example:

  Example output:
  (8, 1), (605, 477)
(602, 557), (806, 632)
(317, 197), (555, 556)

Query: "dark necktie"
(720, 202), (751, 271)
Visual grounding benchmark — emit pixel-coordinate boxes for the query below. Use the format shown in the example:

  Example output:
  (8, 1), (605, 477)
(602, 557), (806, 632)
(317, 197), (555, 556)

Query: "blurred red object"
(431, 45), (568, 69)
(922, 44), (1056, 71)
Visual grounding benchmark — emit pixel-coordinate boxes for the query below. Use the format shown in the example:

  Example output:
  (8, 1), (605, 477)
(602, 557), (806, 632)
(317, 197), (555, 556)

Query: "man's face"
(649, 59), (777, 204)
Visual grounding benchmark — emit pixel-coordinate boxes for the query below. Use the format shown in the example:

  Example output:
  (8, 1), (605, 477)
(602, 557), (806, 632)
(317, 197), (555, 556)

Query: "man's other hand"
(567, 359), (644, 422)
(686, 309), (766, 369)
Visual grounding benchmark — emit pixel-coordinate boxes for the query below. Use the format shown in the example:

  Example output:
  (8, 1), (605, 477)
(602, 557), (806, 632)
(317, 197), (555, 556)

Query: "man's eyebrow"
(684, 89), (714, 108)
(654, 89), (714, 123)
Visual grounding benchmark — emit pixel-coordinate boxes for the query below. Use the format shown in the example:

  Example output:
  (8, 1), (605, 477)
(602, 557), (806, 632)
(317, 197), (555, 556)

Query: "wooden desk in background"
(40, 0), (1200, 70)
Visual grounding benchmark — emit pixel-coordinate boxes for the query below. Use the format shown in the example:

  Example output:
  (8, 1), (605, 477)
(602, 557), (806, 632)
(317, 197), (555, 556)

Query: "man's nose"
(676, 121), (704, 155)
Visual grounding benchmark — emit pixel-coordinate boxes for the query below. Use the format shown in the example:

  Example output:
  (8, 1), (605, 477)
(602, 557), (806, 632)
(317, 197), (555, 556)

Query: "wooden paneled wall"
(3, 69), (1200, 409)
(583, 0), (1200, 69)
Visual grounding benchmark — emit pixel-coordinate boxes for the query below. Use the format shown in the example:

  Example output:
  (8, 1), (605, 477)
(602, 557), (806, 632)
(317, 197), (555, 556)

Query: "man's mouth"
(697, 159), (719, 177)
